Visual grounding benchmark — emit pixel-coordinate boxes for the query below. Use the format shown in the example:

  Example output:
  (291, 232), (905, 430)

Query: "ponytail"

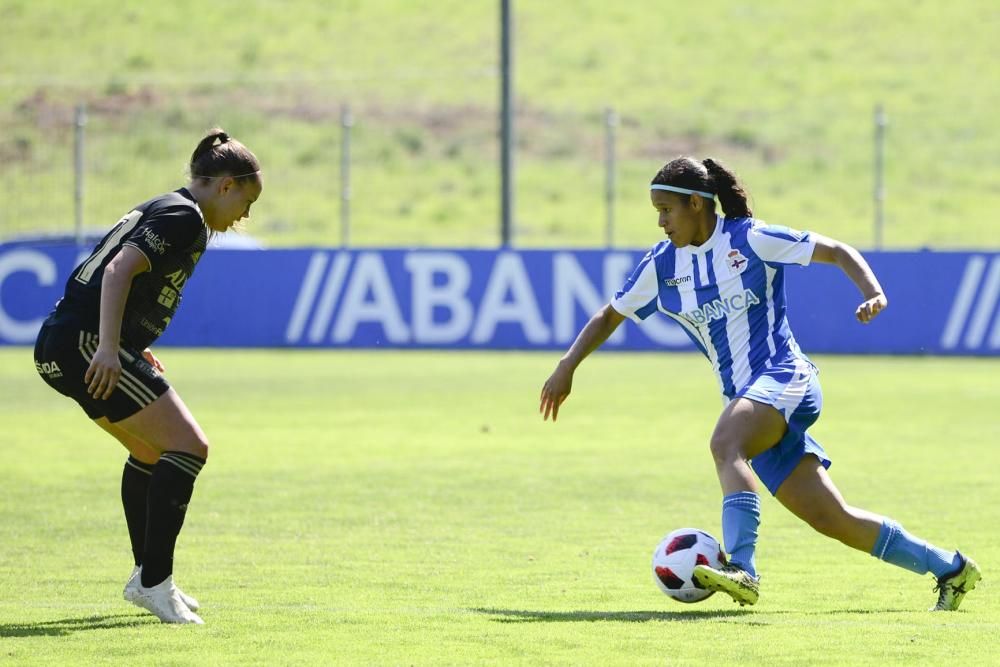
(702, 157), (752, 218)
(189, 127), (260, 183)
(190, 128), (229, 165)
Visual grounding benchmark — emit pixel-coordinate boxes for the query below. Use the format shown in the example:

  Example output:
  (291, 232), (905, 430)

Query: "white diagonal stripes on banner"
(964, 256), (1000, 349)
(285, 251), (329, 343)
(308, 253), (351, 343)
(940, 256), (987, 350)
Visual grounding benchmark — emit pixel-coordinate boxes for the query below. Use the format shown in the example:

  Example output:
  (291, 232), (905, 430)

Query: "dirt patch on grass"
(7, 84), (783, 164)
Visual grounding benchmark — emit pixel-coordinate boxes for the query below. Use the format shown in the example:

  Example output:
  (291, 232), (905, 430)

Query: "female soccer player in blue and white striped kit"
(539, 156), (980, 611)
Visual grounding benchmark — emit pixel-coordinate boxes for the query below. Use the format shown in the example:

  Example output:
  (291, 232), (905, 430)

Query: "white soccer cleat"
(125, 566), (201, 611)
(128, 574), (204, 624)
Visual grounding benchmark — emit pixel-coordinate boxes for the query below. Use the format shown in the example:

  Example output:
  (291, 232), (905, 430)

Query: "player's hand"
(540, 362), (574, 422)
(143, 348), (165, 372)
(84, 344), (122, 400)
(856, 293), (888, 323)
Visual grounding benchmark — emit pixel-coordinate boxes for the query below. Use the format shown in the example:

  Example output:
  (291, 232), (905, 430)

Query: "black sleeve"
(122, 206), (204, 272)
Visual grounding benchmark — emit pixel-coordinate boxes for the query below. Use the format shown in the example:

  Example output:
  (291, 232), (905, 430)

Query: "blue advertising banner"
(1, 242), (998, 354)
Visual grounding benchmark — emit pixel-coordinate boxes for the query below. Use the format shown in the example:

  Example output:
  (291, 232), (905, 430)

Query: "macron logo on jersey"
(684, 288), (761, 325)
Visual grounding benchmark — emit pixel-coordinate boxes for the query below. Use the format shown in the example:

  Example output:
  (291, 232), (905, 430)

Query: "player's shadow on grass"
(473, 607), (752, 623)
(0, 613), (152, 637)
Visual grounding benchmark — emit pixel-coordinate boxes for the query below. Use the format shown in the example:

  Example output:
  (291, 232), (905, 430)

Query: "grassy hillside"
(1, 0), (998, 249)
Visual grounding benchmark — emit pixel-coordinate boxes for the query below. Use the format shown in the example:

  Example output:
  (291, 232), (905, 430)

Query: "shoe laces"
(934, 577), (967, 607)
(721, 564), (758, 580)
(933, 577), (966, 605)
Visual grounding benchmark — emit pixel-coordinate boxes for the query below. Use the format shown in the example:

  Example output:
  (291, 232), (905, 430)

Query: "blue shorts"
(736, 358), (831, 496)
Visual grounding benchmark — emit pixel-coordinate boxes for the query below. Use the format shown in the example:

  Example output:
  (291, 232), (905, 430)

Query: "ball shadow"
(471, 607), (753, 623)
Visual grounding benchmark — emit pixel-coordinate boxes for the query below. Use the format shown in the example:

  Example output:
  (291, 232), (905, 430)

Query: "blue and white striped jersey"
(611, 215), (817, 399)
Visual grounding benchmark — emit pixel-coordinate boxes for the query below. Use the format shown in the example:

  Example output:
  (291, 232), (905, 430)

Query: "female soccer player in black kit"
(33, 128), (262, 624)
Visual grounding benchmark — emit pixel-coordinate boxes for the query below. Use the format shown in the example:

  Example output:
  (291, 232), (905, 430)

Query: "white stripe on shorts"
(771, 359), (812, 418)
(78, 337), (153, 410)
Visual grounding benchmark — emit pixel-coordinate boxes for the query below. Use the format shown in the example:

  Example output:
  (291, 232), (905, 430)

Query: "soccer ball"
(651, 528), (727, 603)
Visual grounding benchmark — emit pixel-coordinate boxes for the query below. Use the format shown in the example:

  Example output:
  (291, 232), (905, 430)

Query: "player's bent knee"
(173, 434), (209, 460)
(709, 434), (741, 465)
(191, 438), (209, 461)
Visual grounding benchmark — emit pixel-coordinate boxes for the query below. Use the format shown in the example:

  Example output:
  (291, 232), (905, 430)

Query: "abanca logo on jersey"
(683, 288), (761, 325)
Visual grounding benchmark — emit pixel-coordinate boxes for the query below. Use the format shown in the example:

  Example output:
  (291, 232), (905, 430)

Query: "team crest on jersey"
(727, 249), (749, 275)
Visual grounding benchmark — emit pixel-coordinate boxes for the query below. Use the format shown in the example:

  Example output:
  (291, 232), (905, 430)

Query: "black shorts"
(33, 322), (170, 422)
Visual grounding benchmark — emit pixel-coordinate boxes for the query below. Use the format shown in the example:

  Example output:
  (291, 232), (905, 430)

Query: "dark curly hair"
(651, 156), (752, 218)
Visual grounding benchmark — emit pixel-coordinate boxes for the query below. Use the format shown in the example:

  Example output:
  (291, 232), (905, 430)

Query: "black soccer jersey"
(50, 189), (209, 350)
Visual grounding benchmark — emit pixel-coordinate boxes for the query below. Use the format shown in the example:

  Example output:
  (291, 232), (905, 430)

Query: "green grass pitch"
(1, 349), (997, 664)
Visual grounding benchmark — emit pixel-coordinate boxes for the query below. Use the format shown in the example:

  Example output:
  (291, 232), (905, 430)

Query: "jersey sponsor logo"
(283, 250), (693, 347)
(140, 317), (166, 337)
(141, 228), (171, 255)
(156, 286), (178, 308)
(683, 288), (761, 325)
(664, 275), (692, 287)
(727, 250), (749, 275)
(35, 360), (63, 378)
(165, 269), (188, 291)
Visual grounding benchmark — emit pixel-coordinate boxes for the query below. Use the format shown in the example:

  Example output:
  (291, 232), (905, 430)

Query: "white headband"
(651, 184), (715, 199)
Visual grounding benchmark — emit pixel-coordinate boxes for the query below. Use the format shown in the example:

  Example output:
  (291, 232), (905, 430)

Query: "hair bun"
(215, 132), (230, 145)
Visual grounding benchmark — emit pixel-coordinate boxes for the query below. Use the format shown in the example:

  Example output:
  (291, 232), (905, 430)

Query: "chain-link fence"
(2, 1), (997, 250)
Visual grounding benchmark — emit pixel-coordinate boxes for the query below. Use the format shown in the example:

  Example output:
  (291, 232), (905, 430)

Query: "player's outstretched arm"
(810, 234), (887, 323)
(540, 303), (626, 421)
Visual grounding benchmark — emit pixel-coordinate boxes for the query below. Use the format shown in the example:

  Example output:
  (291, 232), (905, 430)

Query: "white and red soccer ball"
(651, 528), (727, 603)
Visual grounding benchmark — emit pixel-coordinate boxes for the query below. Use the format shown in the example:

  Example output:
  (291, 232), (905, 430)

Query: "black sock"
(141, 451), (205, 588)
(121, 456), (155, 567)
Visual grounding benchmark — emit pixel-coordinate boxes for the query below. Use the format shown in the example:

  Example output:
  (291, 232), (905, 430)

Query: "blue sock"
(722, 491), (760, 578)
(871, 519), (961, 579)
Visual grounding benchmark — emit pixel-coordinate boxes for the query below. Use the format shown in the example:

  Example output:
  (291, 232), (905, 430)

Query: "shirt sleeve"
(123, 206), (204, 271)
(611, 249), (660, 322)
(746, 221), (816, 266)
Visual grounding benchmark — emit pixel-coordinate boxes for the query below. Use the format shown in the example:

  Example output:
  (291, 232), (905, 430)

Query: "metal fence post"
(340, 104), (353, 247)
(74, 103), (87, 245)
(604, 107), (618, 248)
(499, 0), (514, 247)
(874, 104), (887, 249)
